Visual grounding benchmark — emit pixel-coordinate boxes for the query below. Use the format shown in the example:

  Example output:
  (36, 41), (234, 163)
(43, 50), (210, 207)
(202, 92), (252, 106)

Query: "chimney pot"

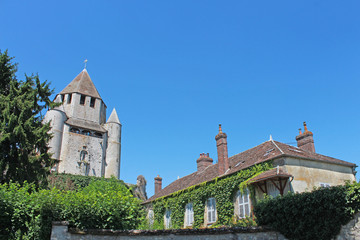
(196, 153), (213, 172)
(296, 122), (315, 152)
(215, 124), (229, 175)
(154, 175), (162, 195)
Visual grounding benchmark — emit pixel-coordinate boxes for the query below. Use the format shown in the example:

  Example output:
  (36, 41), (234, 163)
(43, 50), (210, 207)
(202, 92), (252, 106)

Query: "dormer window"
(80, 95), (86, 105)
(90, 97), (95, 108)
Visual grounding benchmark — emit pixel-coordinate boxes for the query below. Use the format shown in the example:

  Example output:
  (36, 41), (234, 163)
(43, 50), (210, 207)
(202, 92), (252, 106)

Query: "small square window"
(80, 95), (86, 105)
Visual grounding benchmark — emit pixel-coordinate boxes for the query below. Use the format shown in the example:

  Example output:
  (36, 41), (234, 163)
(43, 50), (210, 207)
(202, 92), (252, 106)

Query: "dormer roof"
(60, 69), (102, 99)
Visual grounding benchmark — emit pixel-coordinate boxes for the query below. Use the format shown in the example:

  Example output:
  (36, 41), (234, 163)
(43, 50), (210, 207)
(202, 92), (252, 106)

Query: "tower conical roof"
(60, 69), (101, 99)
(107, 108), (121, 124)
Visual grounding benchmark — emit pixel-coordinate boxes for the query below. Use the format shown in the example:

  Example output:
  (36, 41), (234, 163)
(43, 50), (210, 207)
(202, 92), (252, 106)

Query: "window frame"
(185, 203), (194, 227)
(237, 189), (251, 219)
(207, 198), (216, 224)
(165, 209), (171, 229)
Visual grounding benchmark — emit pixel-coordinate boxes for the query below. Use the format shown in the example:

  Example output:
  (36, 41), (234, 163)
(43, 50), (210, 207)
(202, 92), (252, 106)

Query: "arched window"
(237, 189), (251, 218)
(185, 203), (194, 227)
(207, 198), (216, 224)
(165, 209), (171, 229)
(79, 149), (90, 176)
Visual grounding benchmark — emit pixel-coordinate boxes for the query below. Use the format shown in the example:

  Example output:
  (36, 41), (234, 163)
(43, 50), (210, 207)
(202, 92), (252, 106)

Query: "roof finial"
(84, 59), (88, 70)
(298, 128), (302, 135)
(219, 124), (222, 133)
(303, 121), (308, 133)
(269, 135), (273, 141)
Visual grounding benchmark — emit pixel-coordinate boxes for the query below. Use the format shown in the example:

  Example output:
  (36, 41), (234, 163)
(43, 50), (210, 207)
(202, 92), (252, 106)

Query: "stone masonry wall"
(51, 213), (360, 240)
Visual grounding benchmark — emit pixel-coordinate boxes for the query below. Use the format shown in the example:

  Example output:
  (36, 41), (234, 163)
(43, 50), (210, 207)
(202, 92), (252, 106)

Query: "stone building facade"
(144, 122), (356, 228)
(44, 68), (121, 178)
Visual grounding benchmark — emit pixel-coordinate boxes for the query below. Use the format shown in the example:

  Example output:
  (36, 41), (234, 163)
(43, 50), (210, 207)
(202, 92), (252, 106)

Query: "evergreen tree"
(0, 50), (55, 186)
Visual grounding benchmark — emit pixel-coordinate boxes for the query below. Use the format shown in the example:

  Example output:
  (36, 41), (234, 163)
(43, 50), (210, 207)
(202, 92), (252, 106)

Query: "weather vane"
(84, 59), (88, 69)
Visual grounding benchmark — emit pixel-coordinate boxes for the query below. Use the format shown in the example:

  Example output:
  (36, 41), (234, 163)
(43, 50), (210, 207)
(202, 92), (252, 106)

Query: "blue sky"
(1, 1), (359, 196)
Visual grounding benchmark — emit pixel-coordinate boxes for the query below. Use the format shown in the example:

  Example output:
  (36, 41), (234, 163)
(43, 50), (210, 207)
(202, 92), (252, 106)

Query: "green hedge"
(47, 173), (127, 190)
(0, 178), (144, 240)
(254, 182), (360, 240)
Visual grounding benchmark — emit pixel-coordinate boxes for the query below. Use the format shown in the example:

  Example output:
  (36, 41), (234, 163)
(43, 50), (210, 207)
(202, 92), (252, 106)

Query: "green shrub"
(47, 173), (126, 190)
(0, 178), (144, 240)
(254, 185), (356, 240)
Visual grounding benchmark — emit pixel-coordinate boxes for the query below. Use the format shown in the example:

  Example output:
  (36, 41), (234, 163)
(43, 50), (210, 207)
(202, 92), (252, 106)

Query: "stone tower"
(44, 68), (122, 178)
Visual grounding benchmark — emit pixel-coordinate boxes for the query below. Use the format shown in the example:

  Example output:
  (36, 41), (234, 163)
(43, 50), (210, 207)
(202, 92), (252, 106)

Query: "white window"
(207, 198), (216, 224)
(165, 209), (171, 229)
(185, 203), (194, 226)
(148, 209), (154, 226)
(320, 183), (331, 188)
(266, 181), (280, 198)
(237, 189), (251, 218)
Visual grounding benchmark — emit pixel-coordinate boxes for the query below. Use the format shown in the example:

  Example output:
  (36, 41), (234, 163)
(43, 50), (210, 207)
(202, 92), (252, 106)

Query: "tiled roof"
(144, 140), (355, 204)
(247, 168), (292, 183)
(60, 69), (101, 99)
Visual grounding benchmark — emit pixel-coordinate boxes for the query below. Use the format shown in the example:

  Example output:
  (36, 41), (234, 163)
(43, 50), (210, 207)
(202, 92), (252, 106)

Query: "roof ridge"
(229, 140), (272, 160)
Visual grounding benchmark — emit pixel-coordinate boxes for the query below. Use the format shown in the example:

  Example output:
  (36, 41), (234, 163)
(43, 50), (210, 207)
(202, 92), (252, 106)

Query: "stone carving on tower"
(44, 67), (122, 178)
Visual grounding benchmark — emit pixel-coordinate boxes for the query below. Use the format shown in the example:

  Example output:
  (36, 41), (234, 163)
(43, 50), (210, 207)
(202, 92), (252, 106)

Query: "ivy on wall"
(152, 162), (272, 228)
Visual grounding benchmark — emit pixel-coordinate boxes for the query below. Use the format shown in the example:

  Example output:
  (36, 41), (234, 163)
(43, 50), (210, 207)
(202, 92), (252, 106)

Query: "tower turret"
(43, 97), (67, 163)
(103, 108), (122, 178)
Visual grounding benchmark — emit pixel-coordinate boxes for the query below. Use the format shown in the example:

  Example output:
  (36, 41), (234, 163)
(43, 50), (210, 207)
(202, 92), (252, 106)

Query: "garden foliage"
(0, 178), (144, 240)
(254, 182), (360, 240)
(0, 50), (56, 187)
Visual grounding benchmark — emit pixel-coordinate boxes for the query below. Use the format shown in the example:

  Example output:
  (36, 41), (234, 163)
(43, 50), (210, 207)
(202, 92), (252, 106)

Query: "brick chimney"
(215, 124), (229, 175)
(196, 153), (213, 172)
(295, 122), (315, 152)
(154, 175), (162, 195)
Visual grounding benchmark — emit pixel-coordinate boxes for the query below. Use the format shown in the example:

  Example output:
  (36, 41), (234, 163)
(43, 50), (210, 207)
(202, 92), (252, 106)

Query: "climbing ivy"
(152, 162), (272, 228)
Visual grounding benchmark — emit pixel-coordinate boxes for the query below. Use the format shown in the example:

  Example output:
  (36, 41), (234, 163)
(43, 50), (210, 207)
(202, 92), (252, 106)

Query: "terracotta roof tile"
(248, 168), (292, 183)
(144, 140), (355, 203)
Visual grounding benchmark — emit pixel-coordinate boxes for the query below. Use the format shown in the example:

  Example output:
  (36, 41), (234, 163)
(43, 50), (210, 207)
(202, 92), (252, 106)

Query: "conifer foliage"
(0, 50), (55, 186)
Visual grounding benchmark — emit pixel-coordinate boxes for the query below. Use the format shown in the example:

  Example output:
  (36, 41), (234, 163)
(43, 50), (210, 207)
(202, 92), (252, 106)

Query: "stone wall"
(51, 213), (360, 240)
(51, 222), (287, 240)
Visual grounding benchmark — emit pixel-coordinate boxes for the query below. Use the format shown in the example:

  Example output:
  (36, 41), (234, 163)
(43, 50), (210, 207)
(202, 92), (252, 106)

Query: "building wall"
(62, 93), (105, 124)
(57, 124), (106, 177)
(282, 157), (355, 192)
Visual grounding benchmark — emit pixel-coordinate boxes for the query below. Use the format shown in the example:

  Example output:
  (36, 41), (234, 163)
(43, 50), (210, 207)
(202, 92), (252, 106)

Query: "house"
(44, 67), (122, 178)
(143, 123), (356, 228)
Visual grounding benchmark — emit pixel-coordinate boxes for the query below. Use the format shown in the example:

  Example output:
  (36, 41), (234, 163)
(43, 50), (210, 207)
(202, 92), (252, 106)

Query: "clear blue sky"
(1, 1), (359, 197)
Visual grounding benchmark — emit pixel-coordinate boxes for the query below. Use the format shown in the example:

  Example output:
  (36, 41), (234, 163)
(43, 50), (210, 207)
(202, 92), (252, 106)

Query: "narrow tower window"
(80, 95), (86, 105)
(67, 94), (72, 103)
(90, 97), (96, 108)
(60, 94), (64, 102)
